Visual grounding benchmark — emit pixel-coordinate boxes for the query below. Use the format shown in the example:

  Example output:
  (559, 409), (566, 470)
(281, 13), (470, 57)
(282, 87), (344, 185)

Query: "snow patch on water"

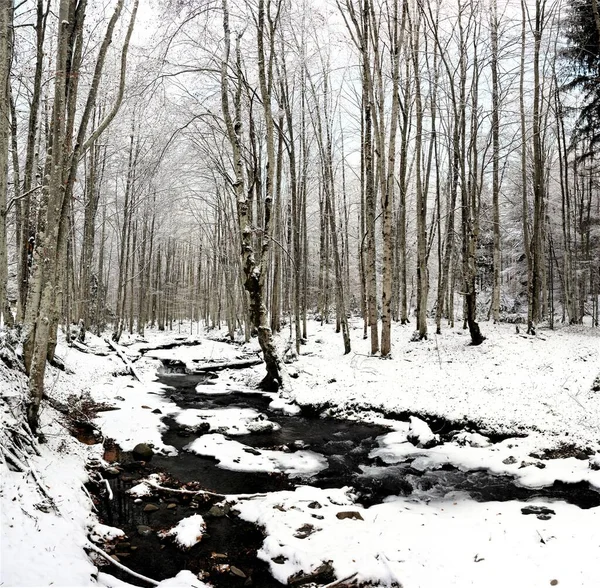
(186, 434), (328, 477)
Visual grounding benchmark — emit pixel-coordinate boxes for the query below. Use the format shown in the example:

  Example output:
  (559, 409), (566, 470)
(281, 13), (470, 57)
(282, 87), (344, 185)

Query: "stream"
(87, 348), (600, 587)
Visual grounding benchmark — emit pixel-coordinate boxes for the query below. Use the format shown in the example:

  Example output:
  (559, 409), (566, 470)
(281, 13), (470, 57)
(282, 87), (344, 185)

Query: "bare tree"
(23, 0), (138, 432)
(220, 0), (283, 389)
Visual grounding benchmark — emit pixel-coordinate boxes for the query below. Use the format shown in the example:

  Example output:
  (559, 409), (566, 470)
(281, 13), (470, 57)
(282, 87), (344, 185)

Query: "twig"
(81, 484), (97, 512)
(85, 541), (159, 586)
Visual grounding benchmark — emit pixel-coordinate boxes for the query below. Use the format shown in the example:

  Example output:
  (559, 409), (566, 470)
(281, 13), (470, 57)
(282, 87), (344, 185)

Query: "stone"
(167, 503), (177, 510)
(117, 543), (131, 551)
(589, 455), (600, 471)
(272, 555), (287, 564)
(336, 511), (364, 521)
(289, 561), (335, 586)
(308, 501), (322, 509)
(208, 504), (228, 517)
(294, 523), (319, 539)
(521, 505), (555, 517)
(212, 553), (228, 561)
(242, 447), (261, 456)
(230, 566), (246, 579)
(132, 443), (153, 461)
(143, 503), (159, 513)
(152, 408), (162, 414)
(137, 525), (152, 536)
(502, 456), (517, 465)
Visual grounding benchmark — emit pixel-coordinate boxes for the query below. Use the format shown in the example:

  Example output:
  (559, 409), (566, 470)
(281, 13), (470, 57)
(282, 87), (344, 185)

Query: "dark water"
(89, 354), (600, 587)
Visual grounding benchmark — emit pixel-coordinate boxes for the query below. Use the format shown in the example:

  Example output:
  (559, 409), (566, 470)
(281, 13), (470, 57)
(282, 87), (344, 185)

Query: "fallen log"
(186, 356), (262, 374)
(105, 338), (144, 383)
(137, 339), (202, 355)
(70, 340), (109, 356)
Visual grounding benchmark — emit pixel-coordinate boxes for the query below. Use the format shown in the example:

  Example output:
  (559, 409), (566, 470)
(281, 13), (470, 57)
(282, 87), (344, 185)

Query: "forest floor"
(1, 319), (599, 587)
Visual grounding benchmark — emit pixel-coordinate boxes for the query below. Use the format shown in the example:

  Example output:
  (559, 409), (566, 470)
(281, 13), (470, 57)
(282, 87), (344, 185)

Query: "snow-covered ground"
(280, 320), (600, 449)
(1, 320), (599, 587)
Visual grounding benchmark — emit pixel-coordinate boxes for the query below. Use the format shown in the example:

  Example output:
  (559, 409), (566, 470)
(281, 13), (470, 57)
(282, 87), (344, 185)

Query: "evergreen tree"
(563, 0), (600, 154)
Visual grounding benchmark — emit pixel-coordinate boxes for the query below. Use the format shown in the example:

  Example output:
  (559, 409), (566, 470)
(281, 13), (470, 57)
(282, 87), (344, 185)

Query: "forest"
(1, 0), (600, 587)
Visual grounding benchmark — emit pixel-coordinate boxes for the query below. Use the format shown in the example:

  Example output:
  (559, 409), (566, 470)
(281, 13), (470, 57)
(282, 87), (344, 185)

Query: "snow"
(268, 395), (302, 415)
(175, 406), (280, 434)
(160, 514), (206, 548)
(407, 415), (439, 447)
(154, 570), (210, 587)
(371, 430), (600, 489)
(185, 433), (329, 477)
(282, 321), (600, 448)
(0, 330), (208, 587)
(89, 523), (126, 542)
(1, 438), (100, 586)
(236, 485), (600, 588)
(2, 320), (600, 587)
(90, 375), (179, 455)
(97, 570), (211, 588)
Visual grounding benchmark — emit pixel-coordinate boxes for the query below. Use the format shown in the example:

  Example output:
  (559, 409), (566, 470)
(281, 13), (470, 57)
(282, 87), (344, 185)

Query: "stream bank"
(83, 344), (600, 587)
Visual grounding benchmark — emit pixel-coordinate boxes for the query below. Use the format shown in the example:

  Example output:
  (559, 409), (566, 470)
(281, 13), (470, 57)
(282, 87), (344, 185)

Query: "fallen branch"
(144, 479), (224, 499)
(323, 574), (359, 587)
(145, 480), (269, 501)
(105, 339), (144, 382)
(85, 541), (159, 586)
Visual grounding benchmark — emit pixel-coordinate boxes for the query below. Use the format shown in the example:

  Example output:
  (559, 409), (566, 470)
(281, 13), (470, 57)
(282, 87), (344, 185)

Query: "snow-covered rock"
(407, 416), (440, 448)
(453, 431), (491, 448)
(160, 514), (206, 549)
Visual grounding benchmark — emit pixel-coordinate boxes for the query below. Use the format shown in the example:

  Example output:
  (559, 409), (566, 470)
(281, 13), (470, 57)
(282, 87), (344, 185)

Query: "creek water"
(89, 351), (600, 587)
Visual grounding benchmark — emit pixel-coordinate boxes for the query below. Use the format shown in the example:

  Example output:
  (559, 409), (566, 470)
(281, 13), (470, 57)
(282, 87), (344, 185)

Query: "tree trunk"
(0, 0), (12, 327)
(221, 0), (282, 389)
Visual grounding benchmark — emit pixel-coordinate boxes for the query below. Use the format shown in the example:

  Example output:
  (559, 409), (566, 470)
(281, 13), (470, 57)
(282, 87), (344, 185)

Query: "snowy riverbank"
(1, 320), (599, 587)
